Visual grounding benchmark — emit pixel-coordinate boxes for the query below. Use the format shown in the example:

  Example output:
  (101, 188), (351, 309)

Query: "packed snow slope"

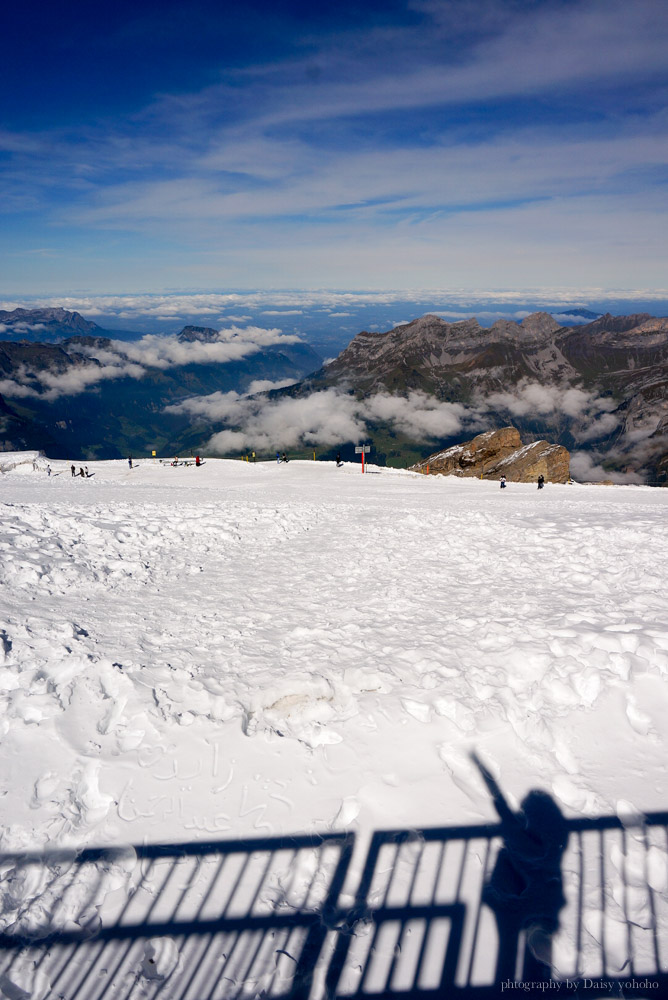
(1, 453), (668, 996)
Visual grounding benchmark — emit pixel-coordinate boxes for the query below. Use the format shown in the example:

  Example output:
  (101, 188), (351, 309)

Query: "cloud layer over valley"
(0, 326), (302, 400)
(166, 379), (630, 469)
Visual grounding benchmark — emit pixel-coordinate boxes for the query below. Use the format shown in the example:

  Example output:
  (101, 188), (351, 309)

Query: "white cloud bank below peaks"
(76, 325), (300, 371)
(1, 326), (301, 401)
(166, 379), (624, 456)
(167, 388), (471, 453)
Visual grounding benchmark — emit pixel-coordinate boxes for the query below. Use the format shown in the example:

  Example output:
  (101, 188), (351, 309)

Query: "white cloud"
(246, 378), (298, 394)
(96, 326), (298, 370)
(3, 0), (668, 292)
(169, 386), (472, 452)
(574, 412), (621, 443)
(569, 451), (643, 485)
(0, 325), (303, 402)
(204, 391), (367, 452)
(0, 377), (40, 399)
(36, 363), (146, 399)
(66, 324), (300, 370)
(364, 391), (468, 440)
(0, 360), (146, 401)
(481, 380), (619, 438)
(164, 377), (628, 457)
(3, 290), (666, 328)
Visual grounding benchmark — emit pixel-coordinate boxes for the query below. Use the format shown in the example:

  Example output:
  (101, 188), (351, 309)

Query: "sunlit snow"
(1, 453), (668, 997)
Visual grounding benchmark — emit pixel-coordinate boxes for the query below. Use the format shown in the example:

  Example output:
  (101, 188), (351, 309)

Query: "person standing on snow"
(537, 474), (545, 489)
(71, 464), (76, 477)
(500, 475), (507, 489)
(128, 456), (133, 469)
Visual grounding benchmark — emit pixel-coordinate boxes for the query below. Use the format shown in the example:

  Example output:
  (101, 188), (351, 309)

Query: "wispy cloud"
(0, 326), (302, 400)
(81, 326), (300, 369)
(166, 379), (624, 454)
(0, 361), (145, 401)
(2, 289), (667, 326)
(167, 388), (470, 451)
(2, 0), (668, 290)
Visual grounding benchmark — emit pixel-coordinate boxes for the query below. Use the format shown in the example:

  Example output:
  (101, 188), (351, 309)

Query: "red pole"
(362, 449), (365, 474)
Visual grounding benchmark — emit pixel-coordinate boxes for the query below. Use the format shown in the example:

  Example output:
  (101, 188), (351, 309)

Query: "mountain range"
(1, 308), (667, 483)
(0, 316), (321, 459)
(0, 307), (141, 343)
(267, 311), (668, 482)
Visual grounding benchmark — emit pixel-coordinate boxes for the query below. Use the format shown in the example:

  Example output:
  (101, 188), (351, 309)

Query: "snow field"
(1, 455), (668, 995)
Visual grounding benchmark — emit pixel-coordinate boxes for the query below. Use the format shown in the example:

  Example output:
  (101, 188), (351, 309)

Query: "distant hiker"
(195, 455), (201, 467)
(282, 452), (289, 464)
(85, 466), (90, 478)
(537, 474), (545, 490)
(276, 451), (281, 464)
(46, 465), (51, 477)
(71, 464), (76, 477)
(79, 467), (85, 478)
(171, 457), (178, 467)
(500, 475), (507, 489)
(336, 452), (343, 467)
(128, 456), (133, 469)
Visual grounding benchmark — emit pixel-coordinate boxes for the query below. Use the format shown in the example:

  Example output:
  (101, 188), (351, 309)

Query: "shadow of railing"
(1, 813), (668, 999)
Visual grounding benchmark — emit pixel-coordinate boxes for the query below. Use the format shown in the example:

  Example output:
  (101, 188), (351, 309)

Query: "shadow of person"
(471, 752), (567, 984)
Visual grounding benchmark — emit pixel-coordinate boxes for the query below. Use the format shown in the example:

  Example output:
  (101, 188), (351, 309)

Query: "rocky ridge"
(0, 307), (103, 342)
(281, 310), (668, 482)
(411, 427), (571, 483)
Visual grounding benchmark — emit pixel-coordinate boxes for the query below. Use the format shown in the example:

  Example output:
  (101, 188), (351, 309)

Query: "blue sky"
(2, 0), (667, 294)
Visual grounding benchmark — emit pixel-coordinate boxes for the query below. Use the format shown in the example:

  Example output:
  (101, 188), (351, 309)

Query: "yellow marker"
(151, 450), (156, 457)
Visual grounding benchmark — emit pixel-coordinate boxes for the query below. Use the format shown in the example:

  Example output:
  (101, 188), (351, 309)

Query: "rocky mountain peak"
(177, 325), (222, 343)
(0, 307), (99, 330)
(520, 312), (562, 336)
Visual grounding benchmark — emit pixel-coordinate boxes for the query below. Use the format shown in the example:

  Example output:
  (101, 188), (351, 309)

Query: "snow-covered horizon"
(1, 453), (667, 997)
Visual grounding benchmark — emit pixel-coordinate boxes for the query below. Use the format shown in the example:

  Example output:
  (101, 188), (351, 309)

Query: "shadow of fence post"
(1, 813), (668, 998)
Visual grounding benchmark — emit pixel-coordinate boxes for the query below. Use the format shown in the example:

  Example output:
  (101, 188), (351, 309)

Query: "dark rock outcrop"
(412, 427), (570, 483)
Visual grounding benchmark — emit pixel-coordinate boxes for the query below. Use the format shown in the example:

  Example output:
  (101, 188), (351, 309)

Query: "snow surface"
(1, 454), (668, 997)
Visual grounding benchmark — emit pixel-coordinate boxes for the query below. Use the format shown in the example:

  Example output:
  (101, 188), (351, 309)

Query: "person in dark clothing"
(79, 467), (85, 477)
(282, 452), (289, 463)
(336, 452), (343, 467)
(128, 456), (133, 469)
(537, 474), (545, 489)
(71, 465), (76, 477)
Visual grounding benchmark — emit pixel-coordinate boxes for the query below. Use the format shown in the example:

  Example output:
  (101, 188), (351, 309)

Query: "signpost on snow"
(355, 444), (371, 474)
